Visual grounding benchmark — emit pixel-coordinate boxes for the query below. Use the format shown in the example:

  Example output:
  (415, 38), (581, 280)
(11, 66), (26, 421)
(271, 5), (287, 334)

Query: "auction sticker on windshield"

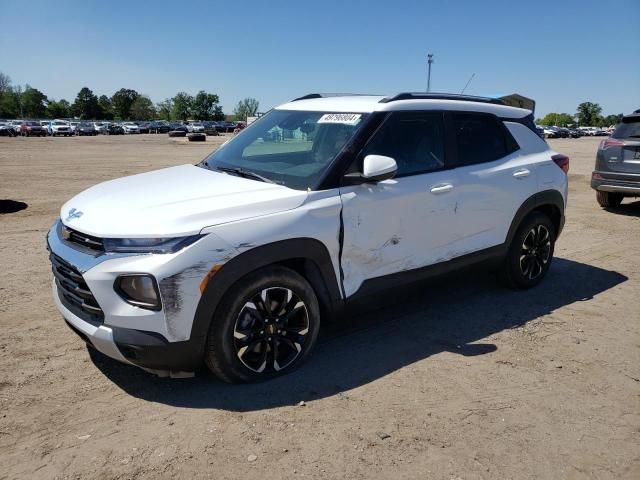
(318, 113), (362, 125)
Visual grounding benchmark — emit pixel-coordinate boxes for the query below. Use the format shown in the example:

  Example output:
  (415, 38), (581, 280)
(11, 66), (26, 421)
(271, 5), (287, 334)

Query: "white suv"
(48, 93), (568, 382)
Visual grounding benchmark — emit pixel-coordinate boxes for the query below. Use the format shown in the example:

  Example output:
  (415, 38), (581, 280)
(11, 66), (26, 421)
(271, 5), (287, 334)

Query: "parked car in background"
(122, 122), (140, 134)
(202, 121), (220, 136)
(76, 122), (97, 136)
(568, 128), (582, 138)
(592, 111), (640, 207)
(49, 120), (73, 137)
(187, 121), (205, 133)
(40, 120), (51, 134)
(69, 121), (79, 135)
(20, 121), (47, 136)
(579, 127), (598, 136)
(11, 120), (23, 135)
(169, 123), (188, 133)
(138, 122), (150, 134)
(93, 122), (108, 134)
(149, 121), (170, 134)
(0, 121), (17, 136)
(107, 123), (125, 135)
(220, 121), (237, 133)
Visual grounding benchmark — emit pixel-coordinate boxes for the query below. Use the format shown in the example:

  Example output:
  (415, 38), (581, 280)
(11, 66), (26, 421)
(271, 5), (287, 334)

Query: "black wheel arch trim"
(505, 189), (565, 245)
(190, 238), (343, 343)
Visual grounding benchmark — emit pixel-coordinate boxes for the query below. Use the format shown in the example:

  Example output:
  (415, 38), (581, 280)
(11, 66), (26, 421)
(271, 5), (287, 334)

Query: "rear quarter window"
(451, 112), (518, 166)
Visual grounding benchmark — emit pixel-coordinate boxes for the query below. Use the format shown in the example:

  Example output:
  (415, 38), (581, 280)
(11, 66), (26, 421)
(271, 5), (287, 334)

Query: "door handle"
(513, 168), (530, 179)
(430, 183), (453, 194)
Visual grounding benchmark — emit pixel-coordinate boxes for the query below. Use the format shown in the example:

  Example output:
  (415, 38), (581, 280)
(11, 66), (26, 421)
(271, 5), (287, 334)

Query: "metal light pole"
(426, 54), (434, 93)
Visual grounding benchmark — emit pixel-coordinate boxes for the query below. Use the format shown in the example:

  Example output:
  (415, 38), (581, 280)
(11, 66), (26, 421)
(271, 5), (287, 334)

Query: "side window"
(452, 113), (514, 166)
(362, 111), (445, 177)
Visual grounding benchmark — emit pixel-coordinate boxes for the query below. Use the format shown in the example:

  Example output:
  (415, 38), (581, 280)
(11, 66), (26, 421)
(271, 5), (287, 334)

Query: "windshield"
(200, 110), (368, 190)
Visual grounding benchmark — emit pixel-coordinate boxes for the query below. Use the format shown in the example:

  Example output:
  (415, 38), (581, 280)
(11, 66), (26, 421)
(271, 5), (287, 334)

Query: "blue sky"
(1, 0), (638, 117)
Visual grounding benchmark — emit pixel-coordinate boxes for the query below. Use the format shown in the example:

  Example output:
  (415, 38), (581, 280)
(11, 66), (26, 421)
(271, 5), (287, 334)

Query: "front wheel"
(500, 211), (556, 290)
(205, 266), (321, 383)
(596, 191), (623, 208)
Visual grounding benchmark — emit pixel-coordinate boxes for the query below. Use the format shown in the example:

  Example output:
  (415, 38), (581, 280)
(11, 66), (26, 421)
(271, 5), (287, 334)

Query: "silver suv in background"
(592, 112), (640, 207)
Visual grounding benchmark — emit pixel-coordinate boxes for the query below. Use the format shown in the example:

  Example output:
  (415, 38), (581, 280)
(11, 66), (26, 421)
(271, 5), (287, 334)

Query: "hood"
(61, 164), (308, 238)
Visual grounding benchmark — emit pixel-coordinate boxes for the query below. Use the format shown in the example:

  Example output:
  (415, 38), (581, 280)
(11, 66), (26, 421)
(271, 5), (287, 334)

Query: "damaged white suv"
(48, 93), (568, 382)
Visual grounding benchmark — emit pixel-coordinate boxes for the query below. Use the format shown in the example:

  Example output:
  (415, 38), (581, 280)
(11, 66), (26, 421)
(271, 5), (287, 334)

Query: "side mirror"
(345, 154), (397, 184)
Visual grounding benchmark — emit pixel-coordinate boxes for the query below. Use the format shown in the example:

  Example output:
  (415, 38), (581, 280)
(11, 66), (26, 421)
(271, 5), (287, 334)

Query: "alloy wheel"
(233, 287), (309, 373)
(519, 225), (551, 280)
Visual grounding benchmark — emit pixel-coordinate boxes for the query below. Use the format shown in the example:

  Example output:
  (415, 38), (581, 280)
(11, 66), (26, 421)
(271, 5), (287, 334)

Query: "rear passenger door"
(448, 112), (538, 255)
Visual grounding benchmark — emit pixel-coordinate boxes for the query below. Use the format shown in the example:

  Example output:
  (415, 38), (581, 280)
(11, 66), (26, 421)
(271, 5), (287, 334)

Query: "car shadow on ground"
(604, 200), (640, 217)
(0, 200), (28, 214)
(90, 257), (627, 411)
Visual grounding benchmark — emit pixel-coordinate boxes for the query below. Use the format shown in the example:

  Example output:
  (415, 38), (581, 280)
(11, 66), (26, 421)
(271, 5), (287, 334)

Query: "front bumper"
(47, 220), (237, 375)
(591, 170), (640, 195)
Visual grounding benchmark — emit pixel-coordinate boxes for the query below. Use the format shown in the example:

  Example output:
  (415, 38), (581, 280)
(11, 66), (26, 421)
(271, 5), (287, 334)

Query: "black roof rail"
(379, 92), (506, 105)
(291, 93), (380, 102)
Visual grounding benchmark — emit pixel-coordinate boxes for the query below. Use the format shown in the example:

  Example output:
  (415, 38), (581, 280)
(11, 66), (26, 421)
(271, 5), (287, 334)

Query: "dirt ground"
(0, 134), (638, 480)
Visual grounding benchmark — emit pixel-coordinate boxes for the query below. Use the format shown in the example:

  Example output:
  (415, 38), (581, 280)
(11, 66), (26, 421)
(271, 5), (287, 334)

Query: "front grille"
(50, 253), (104, 321)
(62, 225), (104, 252)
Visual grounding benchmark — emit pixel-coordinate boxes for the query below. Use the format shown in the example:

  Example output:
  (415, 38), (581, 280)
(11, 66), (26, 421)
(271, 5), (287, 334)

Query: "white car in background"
(11, 120), (23, 135)
(50, 120), (73, 137)
(187, 121), (205, 133)
(122, 122), (140, 134)
(70, 121), (80, 135)
(93, 122), (108, 134)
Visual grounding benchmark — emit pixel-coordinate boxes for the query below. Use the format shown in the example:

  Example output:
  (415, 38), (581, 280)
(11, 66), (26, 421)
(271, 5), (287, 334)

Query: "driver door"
(339, 111), (460, 297)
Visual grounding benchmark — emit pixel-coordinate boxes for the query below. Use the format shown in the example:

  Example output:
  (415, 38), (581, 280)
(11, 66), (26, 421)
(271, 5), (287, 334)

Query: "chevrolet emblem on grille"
(65, 208), (83, 221)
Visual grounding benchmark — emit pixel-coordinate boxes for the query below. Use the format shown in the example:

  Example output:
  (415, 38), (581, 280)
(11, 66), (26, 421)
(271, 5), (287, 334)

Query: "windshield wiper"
(216, 166), (275, 184)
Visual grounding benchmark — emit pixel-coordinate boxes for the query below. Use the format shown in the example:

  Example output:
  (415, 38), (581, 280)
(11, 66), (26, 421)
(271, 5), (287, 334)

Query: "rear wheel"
(596, 191), (623, 208)
(500, 211), (556, 290)
(205, 266), (320, 383)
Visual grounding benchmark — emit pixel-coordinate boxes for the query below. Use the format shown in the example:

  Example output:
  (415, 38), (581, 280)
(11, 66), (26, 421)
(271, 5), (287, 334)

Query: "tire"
(500, 211), (556, 290)
(168, 130), (186, 137)
(204, 266), (321, 383)
(596, 191), (623, 208)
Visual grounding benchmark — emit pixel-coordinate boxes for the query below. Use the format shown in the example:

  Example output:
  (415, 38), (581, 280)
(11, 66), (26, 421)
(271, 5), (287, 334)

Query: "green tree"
(600, 114), (623, 127)
(192, 90), (222, 120)
(0, 73), (20, 118)
(233, 97), (259, 121)
(539, 112), (574, 127)
(21, 86), (48, 118)
(156, 98), (174, 121)
(576, 102), (602, 126)
(130, 95), (156, 120)
(98, 95), (114, 120)
(46, 99), (71, 118)
(0, 88), (21, 118)
(171, 92), (193, 121)
(111, 88), (140, 120)
(71, 87), (100, 119)
(0, 72), (11, 93)
(212, 105), (225, 121)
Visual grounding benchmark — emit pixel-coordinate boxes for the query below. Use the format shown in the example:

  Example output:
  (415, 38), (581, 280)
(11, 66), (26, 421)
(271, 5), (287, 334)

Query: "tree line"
(0, 71), (259, 122)
(536, 102), (624, 128)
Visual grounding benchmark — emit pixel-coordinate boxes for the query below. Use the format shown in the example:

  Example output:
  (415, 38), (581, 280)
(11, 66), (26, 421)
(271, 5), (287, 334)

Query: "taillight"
(599, 138), (624, 150)
(552, 154), (570, 174)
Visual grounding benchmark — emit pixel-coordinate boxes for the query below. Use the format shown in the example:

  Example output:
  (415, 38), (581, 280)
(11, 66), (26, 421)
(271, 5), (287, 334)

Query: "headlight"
(115, 275), (161, 310)
(103, 234), (204, 254)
